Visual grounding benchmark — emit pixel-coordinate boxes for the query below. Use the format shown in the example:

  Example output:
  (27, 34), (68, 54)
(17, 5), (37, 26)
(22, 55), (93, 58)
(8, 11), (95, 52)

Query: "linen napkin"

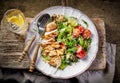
(0, 43), (116, 83)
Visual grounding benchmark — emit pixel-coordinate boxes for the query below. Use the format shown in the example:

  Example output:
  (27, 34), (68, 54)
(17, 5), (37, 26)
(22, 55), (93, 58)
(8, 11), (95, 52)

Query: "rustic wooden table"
(1, 0), (120, 82)
(0, 0), (106, 70)
(0, 17), (106, 70)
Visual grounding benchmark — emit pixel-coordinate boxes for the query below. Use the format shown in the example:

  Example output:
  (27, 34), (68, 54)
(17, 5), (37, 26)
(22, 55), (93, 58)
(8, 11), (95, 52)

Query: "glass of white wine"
(1, 9), (28, 38)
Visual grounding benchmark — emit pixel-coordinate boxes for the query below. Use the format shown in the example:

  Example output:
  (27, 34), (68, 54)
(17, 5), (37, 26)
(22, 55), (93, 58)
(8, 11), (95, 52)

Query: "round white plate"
(28, 6), (98, 79)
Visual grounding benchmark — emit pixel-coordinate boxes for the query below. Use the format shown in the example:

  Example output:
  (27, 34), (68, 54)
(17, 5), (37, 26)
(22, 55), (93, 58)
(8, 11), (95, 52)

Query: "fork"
(17, 14), (50, 68)
(29, 14), (50, 72)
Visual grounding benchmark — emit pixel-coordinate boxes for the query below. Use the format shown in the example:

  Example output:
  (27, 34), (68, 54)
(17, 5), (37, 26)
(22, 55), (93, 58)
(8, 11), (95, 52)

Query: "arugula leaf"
(50, 17), (53, 22)
(67, 47), (77, 54)
(57, 22), (64, 29)
(42, 55), (50, 61)
(59, 63), (68, 70)
(83, 40), (88, 51)
(59, 59), (68, 70)
(69, 55), (78, 62)
(84, 38), (92, 51)
(87, 38), (92, 44)
(66, 39), (76, 47)
(77, 36), (84, 46)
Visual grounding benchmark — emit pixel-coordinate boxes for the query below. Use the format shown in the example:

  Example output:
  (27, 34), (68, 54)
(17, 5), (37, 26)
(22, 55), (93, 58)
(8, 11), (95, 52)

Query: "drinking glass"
(1, 9), (28, 37)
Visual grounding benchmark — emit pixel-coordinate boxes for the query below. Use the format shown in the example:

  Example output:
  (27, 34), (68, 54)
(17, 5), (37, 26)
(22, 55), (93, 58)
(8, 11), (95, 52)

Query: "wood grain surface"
(89, 18), (106, 70)
(0, 18), (106, 70)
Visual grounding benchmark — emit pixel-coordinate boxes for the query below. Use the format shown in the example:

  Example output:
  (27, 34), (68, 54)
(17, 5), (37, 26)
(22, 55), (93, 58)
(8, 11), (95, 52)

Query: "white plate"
(28, 6), (99, 79)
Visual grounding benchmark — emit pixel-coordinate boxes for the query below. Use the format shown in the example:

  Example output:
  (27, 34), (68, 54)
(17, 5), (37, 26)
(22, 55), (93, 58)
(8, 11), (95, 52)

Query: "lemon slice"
(7, 14), (25, 27)
(18, 14), (25, 27)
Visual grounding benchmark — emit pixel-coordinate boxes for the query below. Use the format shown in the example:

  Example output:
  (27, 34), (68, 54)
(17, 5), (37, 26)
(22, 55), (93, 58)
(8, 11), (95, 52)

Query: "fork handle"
(18, 36), (35, 62)
(29, 43), (40, 72)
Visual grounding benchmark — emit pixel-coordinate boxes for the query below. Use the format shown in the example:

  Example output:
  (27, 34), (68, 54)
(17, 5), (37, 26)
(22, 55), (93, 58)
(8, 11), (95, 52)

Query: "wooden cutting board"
(0, 18), (106, 70)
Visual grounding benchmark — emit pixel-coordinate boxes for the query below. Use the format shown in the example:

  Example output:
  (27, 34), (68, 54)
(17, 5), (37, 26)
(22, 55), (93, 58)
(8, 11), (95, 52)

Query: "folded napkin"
(0, 43), (116, 83)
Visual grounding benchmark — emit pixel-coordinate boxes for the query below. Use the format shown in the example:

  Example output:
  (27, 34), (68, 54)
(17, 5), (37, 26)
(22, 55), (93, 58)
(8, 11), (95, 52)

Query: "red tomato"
(78, 26), (85, 34)
(76, 45), (82, 53)
(76, 50), (86, 59)
(82, 29), (91, 39)
(73, 28), (80, 37)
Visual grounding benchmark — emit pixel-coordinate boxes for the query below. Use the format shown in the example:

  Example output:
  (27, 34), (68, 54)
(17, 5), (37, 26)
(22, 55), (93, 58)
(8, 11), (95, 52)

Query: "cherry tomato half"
(73, 28), (80, 38)
(75, 26), (85, 34)
(76, 50), (86, 59)
(82, 29), (91, 39)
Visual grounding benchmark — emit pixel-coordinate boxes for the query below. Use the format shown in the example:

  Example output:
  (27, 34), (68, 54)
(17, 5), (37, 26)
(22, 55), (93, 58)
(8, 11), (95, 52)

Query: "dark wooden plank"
(0, 18), (106, 70)
(0, 24), (29, 69)
(89, 18), (106, 70)
(61, 0), (68, 6)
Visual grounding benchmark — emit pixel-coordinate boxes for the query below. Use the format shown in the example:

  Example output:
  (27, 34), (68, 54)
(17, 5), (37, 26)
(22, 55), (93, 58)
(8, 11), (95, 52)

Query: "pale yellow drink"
(1, 9), (28, 37)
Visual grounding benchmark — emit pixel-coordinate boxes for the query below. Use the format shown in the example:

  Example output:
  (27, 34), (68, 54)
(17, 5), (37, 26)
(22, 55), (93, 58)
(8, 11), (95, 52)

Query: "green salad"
(41, 14), (92, 70)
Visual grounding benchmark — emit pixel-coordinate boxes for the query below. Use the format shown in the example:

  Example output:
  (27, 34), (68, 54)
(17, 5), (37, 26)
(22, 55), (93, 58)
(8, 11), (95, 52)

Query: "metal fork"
(29, 14), (50, 72)
(18, 14), (50, 65)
